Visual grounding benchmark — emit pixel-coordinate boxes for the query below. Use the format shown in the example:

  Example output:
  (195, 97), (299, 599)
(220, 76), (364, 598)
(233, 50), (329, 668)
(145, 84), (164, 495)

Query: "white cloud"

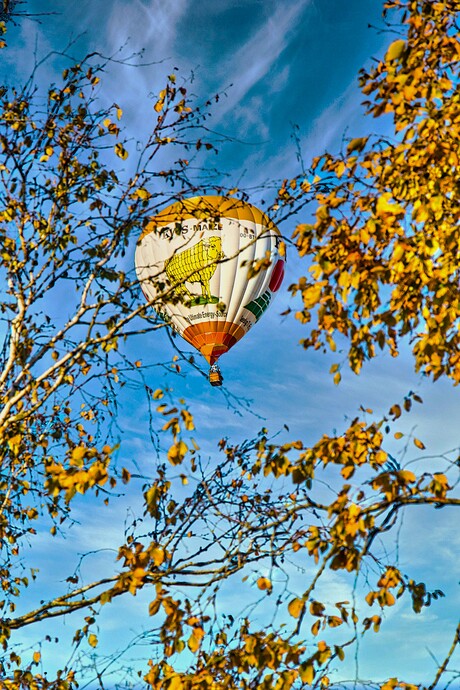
(212, 0), (312, 122)
(2, 15), (56, 85)
(104, 0), (189, 60)
(88, 0), (190, 138)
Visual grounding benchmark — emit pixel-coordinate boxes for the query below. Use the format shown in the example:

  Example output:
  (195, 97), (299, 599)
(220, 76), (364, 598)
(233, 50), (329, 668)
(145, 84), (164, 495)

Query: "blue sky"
(3, 0), (460, 686)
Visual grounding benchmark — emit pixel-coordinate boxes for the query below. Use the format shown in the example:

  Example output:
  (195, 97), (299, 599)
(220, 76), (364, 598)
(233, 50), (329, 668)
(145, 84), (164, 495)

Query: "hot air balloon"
(135, 195), (285, 386)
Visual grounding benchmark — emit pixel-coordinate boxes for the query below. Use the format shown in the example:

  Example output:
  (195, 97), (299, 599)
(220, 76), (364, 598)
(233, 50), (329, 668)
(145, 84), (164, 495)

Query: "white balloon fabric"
(135, 196), (285, 367)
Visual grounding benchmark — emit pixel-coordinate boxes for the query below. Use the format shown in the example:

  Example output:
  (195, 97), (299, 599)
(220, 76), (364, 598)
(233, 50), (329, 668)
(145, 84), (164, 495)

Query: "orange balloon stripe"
(140, 195), (279, 241)
(182, 321), (247, 364)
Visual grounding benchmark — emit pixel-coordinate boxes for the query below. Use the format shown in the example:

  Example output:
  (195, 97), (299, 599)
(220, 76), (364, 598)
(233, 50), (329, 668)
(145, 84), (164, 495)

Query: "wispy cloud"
(2, 15), (57, 86)
(93, 0), (190, 131)
(105, 0), (189, 61)
(213, 0), (312, 122)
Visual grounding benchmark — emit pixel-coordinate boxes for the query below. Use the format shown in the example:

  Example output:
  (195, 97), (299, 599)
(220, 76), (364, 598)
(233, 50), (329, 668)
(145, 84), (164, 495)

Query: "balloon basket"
(209, 364), (223, 387)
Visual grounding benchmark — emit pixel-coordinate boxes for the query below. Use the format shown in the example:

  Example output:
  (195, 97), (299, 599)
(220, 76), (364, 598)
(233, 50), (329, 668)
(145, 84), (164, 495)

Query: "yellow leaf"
(389, 404), (401, 419)
(385, 591), (396, 606)
(71, 446), (87, 461)
(7, 434), (21, 454)
(299, 663), (315, 684)
(381, 681), (398, 690)
(287, 597), (304, 618)
(180, 409), (195, 431)
(149, 597), (161, 616)
(335, 160), (346, 178)
(133, 187), (151, 200)
(398, 470), (416, 483)
(151, 547), (165, 566)
(347, 137), (368, 154)
(341, 464), (355, 479)
(167, 440), (188, 466)
(33, 651), (41, 664)
(310, 600), (325, 616)
(335, 645), (345, 661)
(430, 195), (443, 213)
(256, 576), (272, 592)
(327, 615), (343, 628)
(114, 143), (128, 160)
(302, 283), (322, 308)
(386, 39), (406, 62)
(391, 244), (405, 262)
(187, 627), (205, 653)
(326, 334), (336, 352)
(376, 194), (405, 217)
(413, 437), (425, 450)
(317, 640), (331, 664)
(365, 591), (376, 606)
(88, 633), (98, 648)
(311, 619), (321, 636)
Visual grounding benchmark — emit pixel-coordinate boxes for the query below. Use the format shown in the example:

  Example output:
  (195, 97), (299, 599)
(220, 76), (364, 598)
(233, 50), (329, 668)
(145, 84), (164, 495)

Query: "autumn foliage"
(289, 0), (460, 383)
(0, 1), (459, 689)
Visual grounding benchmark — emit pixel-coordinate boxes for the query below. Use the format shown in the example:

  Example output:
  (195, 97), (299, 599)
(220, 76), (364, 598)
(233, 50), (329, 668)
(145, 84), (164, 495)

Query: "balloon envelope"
(135, 195), (284, 366)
